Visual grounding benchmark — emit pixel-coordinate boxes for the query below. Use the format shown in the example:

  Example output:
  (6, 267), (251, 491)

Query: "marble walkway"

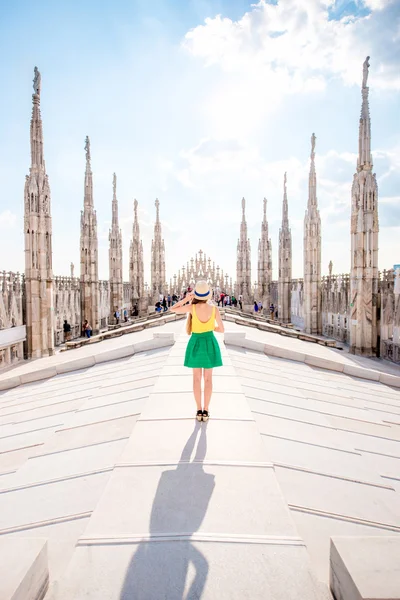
(45, 331), (325, 599)
(1, 322), (400, 599)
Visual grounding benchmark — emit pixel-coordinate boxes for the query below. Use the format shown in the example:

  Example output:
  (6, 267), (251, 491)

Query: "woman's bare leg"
(193, 368), (202, 411)
(204, 369), (213, 411)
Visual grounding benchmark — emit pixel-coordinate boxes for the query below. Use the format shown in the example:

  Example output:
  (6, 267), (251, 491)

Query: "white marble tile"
(119, 419), (267, 464)
(84, 464), (296, 538)
(51, 542), (320, 600)
(139, 392), (253, 421)
(2, 438), (128, 490)
(152, 375), (242, 394)
(0, 471), (110, 531)
(275, 466), (400, 526)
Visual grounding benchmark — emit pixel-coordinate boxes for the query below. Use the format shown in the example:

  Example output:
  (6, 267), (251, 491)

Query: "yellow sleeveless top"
(192, 304), (216, 334)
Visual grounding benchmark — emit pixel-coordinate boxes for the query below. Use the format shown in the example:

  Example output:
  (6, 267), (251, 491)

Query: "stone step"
(330, 536), (400, 600)
(0, 537), (49, 600)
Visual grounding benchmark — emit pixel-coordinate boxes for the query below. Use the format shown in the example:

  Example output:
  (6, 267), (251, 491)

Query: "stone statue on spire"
(84, 136), (91, 163)
(241, 197), (245, 216)
(113, 173), (116, 198)
(311, 133), (316, 157)
(362, 56), (370, 89)
(33, 66), (41, 96)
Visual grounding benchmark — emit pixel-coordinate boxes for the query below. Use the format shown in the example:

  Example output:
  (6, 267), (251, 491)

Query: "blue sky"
(0, 0), (399, 286)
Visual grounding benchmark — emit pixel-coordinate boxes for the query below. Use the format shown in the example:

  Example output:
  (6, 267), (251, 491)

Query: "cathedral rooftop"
(0, 318), (399, 599)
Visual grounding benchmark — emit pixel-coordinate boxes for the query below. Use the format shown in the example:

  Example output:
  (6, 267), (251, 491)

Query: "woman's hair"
(186, 297), (207, 335)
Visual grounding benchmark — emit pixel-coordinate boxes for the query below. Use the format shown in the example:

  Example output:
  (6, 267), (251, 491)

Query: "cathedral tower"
(236, 198), (252, 302)
(257, 198), (272, 309)
(303, 134), (322, 334)
(278, 173), (292, 323)
(129, 199), (145, 309)
(109, 173), (123, 319)
(80, 136), (99, 333)
(350, 57), (379, 356)
(24, 67), (55, 358)
(151, 199), (166, 301)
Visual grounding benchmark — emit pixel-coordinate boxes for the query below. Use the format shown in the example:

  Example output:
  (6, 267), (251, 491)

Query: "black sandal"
(196, 410), (203, 422)
(202, 410), (209, 422)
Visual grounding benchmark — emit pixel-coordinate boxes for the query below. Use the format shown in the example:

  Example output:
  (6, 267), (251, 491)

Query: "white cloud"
(183, 0), (400, 93)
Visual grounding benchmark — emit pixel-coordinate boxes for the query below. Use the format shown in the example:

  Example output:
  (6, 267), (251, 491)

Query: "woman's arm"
(214, 306), (225, 333)
(169, 292), (194, 314)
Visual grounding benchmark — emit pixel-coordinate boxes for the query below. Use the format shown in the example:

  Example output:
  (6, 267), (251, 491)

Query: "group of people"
(113, 308), (129, 324)
(215, 292), (243, 309)
(253, 302), (278, 320)
(155, 293), (180, 313)
(63, 318), (91, 341)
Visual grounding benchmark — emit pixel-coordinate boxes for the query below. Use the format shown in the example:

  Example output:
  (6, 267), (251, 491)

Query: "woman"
(83, 320), (92, 338)
(254, 301), (259, 314)
(170, 280), (224, 422)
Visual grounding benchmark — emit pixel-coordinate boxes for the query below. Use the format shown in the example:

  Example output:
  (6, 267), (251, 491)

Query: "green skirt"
(184, 331), (223, 369)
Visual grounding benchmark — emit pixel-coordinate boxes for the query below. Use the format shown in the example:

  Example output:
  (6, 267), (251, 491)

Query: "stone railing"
(0, 271), (25, 370)
(380, 268), (399, 363)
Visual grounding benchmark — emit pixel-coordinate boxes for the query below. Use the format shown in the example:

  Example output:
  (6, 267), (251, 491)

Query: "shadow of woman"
(120, 421), (215, 600)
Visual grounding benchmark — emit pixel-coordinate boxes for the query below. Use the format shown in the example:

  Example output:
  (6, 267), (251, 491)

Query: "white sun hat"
(194, 280), (211, 300)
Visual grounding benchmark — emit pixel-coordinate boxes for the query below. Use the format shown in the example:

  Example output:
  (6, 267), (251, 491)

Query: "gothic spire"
(282, 172), (289, 227)
(30, 66), (44, 169)
(155, 197), (160, 222)
(84, 136), (93, 208)
(358, 56), (372, 172)
(308, 133), (317, 209)
(112, 172), (118, 227)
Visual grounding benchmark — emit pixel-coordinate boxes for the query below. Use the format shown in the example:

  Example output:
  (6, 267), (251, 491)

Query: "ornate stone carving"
(171, 250), (231, 295)
(278, 173), (292, 323)
(303, 133), (322, 334)
(80, 136), (100, 332)
(24, 68), (54, 358)
(236, 197), (252, 302)
(151, 198), (166, 301)
(350, 57), (379, 356)
(109, 173), (123, 319)
(130, 199), (145, 310)
(257, 198), (272, 307)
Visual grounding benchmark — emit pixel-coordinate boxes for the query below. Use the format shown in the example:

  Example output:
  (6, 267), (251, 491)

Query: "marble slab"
(1, 438), (128, 491)
(41, 415), (137, 455)
(0, 537), (48, 600)
(275, 466), (400, 528)
(139, 392), (254, 421)
(330, 536), (400, 600)
(50, 541), (321, 600)
(0, 471), (110, 532)
(84, 464), (297, 538)
(152, 375), (242, 394)
(119, 419), (267, 464)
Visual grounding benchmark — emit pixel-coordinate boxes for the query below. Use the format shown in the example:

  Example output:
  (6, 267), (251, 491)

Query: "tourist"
(132, 304), (139, 317)
(114, 309), (120, 324)
(162, 296), (168, 312)
(258, 301), (263, 314)
(172, 293), (178, 305)
(269, 303), (274, 319)
(83, 320), (92, 338)
(254, 301), (259, 313)
(167, 294), (171, 308)
(238, 294), (243, 310)
(220, 292), (225, 307)
(63, 319), (71, 342)
(123, 308), (128, 322)
(155, 302), (162, 313)
(169, 280), (224, 422)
